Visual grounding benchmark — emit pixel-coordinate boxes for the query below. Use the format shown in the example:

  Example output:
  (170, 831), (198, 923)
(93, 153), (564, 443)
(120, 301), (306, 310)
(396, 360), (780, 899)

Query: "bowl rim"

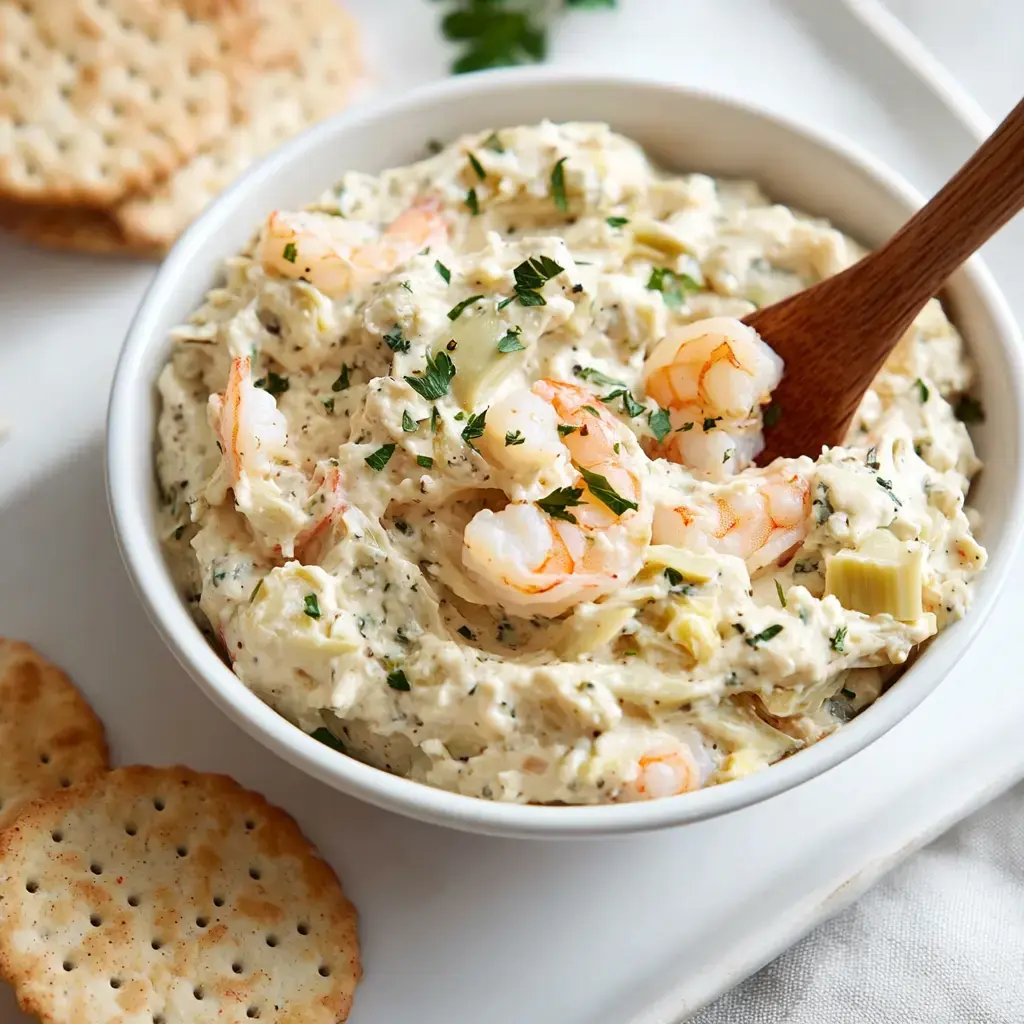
(107, 67), (1024, 838)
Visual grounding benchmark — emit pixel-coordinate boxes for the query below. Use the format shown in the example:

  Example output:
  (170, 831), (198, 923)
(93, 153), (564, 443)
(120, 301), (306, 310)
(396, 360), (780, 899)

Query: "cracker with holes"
(115, 0), (362, 251)
(0, 0), (253, 205)
(0, 765), (361, 1024)
(0, 639), (109, 831)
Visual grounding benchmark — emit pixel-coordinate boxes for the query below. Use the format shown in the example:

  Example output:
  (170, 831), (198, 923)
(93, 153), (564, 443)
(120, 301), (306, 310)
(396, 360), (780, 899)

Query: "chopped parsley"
(703, 416), (721, 432)
(841, 687), (856, 700)
(600, 387), (644, 418)
(574, 365), (626, 389)
(505, 430), (525, 446)
(253, 370), (289, 397)
(663, 567), (684, 587)
(508, 255), (563, 307)
(467, 151), (486, 180)
(648, 407), (672, 442)
(461, 408), (487, 446)
(745, 623), (783, 647)
(400, 280), (413, 293)
(775, 579), (786, 608)
(497, 326), (526, 353)
(303, 594), (322, 619)
(383, 325), (410, 352)
(763, 403), (782, 428)
(813, 482), (834, 525)
(248, 578), (264, 604)
(646, 266), (700, 307)
(557, 423), (579, 437)
(282, 241), (297, 263)
(430, 406), (440, 433)
(954, 394), (985, 424)
(386, 669), (411, 692)
(435, 260), (451, 284)
(465, 187), (479, 215)
(364, 444), (396, 471)
(576, 464), (639, 516)
(582, 405), (601, 417)
(331, 364), (350, 392)
(723, 447), (735, 464)
(830, 626), (848, 652)
(447, 294), (485, 320)
(537, 486), (585, 524)
(416, 454), (434, 469)
(678, 421), (694, 432)
(482, 131), (504, 153)
(405, 351), (456, 400)
(876, 476), (902, 507)
(457, 624), (476, 639)
(915, 378), (929, 403)
(310, 727), (345, 752)
(606, 216), (629, 227)
(323, 397), (335, 414)
(402, 409), (418, 433)
(550, 156), (568, 212)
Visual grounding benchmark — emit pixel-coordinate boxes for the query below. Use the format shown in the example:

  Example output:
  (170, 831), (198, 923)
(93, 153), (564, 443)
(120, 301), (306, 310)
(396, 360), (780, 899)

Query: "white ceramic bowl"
(107, 70), (1024, 839)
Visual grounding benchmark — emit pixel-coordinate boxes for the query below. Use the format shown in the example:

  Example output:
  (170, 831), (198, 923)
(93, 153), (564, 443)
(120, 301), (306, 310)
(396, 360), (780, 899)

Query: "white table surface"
(1, 3), (1022, 1023)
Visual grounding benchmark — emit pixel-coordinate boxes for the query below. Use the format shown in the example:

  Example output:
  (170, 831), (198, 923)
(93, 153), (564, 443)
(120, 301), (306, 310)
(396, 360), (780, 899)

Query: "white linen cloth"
(693, 781), (1024, 1022)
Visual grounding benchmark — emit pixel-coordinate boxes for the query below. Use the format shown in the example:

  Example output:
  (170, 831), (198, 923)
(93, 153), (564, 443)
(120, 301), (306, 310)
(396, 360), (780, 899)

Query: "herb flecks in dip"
(156, 122), (985, 804)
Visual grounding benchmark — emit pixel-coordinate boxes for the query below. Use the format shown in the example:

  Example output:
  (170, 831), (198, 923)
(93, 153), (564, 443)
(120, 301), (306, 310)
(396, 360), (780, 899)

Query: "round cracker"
(0, 199), (163, 258)
(0, 0), (250, 205)
(0, 640), (109, 831)
(0, 766), (361, 1024)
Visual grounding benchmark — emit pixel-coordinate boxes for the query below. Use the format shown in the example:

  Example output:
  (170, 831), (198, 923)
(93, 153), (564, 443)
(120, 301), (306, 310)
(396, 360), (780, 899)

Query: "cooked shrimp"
(464, 380), (652, 617)
(654, 464), (810, 575)
(258, 197), (448, 298)
(210, 356), (333, 557)
(642, 317), (783, 478)
(620, 734), (714, 800)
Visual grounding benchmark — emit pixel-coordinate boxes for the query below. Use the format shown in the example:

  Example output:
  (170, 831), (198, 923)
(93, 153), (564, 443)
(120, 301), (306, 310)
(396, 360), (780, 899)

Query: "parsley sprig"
(405, 351), (457, 400)
(537, 486), (585, 523)
(499, 255), (563, 308)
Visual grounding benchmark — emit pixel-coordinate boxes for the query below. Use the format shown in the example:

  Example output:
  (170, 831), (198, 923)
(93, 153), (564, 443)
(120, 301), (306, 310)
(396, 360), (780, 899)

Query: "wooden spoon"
(750, 96), (1024, 465)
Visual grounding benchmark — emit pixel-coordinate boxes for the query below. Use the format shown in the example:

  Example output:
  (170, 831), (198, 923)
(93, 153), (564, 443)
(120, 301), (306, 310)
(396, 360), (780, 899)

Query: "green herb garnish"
(303, 594), (322, 619)
(282, 242), (297, 263)
(763, 403), (782, 428)
(310, 727), (345, 752)
(430, 405), (440, 433)
(497, 326), (526, 353)
(482, 131), (505, 153)
(830, 626), (848, 652)
(723, 447), (735, 464)
(606, 216), (629, 227)
(386, 669), (411, 692)
(664, 567), (684, 588)
(457, 624), (476, 639)
(465, 187), (479, 216)
(416, 455), (434, 469)
(745, 624), (783, 647)
(509, 255), (563, 307)
(574, 365), (625, 389)
(678, 421), (694, 432)
(467, 151), (486, 180)
(576, 464), (638, 516)
(537, 486), (585, 523)
(402, 410), (418, 433)
(703, 416), (720, 432)
(648, 407), (672, 442)
(775, 579), (786, 608)
(248, 578), (263, 604)
(383, 325), (410, 352)
(461, 408), (487, 446)
(365, 444), (396, 472)
(550, 156), (568, 212)
(915, 378), (929, 403)
(323, 398), (335, 414)
(253, 370), (289, 397)
(405, 351), (457, 401)
(435, 260), (451, 284)
(646, 266), (700, 307)
(505, 430), (525, 446)
(447, 294), (485, 320)
(331, 364), (350, 392)
(557, 423), (579, 437)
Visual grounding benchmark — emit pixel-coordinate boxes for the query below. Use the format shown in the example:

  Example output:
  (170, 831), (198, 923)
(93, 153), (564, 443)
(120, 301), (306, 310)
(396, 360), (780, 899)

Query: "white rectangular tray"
(2, 2), (1021, 1021)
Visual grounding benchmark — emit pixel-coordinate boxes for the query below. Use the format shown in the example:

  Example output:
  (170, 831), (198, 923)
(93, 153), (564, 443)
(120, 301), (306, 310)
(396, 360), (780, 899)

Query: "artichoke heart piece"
(643, 544), (718, 584)
(664, 596), (720, 663)
(557, 604), (635, 658)
(825, 530), (924, 622)
(442, 304), (524, 409)
(629, 217), (689, 257)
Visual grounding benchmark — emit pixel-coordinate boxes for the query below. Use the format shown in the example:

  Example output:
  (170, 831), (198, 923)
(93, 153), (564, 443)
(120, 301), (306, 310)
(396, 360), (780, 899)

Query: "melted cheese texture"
(156, 122), (985, 804)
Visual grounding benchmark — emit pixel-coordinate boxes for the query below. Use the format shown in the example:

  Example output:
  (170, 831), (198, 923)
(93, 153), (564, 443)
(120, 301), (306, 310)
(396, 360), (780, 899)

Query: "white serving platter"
(1, 2), (1021, 1021)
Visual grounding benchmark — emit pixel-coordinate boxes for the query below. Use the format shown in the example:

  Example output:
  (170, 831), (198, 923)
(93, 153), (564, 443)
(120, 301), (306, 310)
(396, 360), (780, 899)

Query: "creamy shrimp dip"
(157, 122), (986, 804)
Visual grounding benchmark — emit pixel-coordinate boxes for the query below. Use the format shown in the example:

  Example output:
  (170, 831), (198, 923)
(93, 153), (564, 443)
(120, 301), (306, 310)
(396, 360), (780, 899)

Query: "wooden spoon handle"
(751, 96), (1024, 463)
(861, 95), (1024, 332)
